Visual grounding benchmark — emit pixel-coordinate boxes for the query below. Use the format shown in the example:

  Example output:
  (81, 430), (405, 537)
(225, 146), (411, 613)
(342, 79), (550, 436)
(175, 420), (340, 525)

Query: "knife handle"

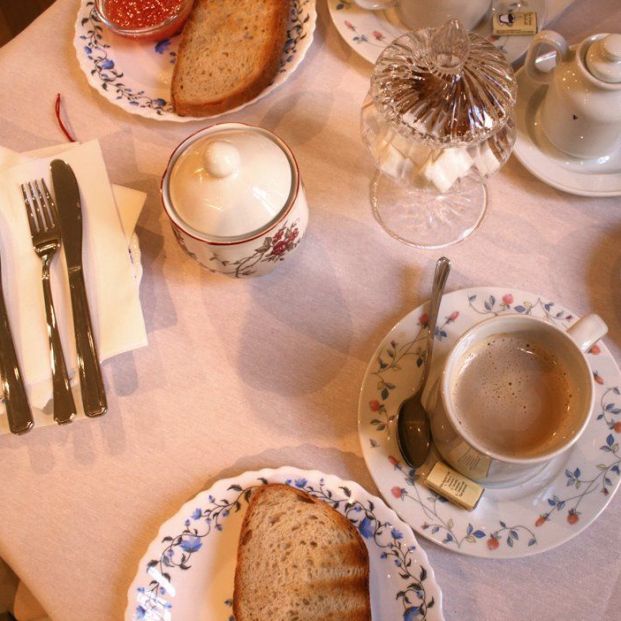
(68, 269), (107, 417)
(0, 288), (34, 434)
(41, 258), (77, 424)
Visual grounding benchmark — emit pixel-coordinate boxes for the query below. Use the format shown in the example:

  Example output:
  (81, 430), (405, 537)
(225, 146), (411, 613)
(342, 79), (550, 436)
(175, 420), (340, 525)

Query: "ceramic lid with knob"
(586, 34), (621, 83)
(162, 124), (298, 242)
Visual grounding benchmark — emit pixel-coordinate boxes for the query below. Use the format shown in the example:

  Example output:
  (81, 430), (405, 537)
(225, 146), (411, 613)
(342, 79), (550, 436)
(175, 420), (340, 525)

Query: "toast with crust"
(171, 0), (290, 116)
(233, 483), (372, 621)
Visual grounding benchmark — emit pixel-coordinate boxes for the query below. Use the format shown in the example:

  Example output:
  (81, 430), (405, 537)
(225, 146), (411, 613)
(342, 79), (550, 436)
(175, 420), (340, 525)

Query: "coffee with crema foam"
(451, 332), (579, 459)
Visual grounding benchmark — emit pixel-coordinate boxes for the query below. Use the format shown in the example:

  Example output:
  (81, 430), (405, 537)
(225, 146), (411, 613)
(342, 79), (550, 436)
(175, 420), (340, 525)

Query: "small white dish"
(358, 287), (621, 559)
(74, 0), (317, 122)
(514, 54), (621, 197)
(327, 0), (547, 66)
(125, 467), (444, 620)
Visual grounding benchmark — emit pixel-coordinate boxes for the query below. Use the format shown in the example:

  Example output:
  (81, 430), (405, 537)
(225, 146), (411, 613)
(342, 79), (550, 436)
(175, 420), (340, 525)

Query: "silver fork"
(21, 180), (76, 424)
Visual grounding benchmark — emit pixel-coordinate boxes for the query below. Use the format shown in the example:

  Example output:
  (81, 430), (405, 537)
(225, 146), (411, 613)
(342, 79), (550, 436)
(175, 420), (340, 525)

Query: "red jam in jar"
(101, 0), (191, 39)
(105, 0), (185, 29)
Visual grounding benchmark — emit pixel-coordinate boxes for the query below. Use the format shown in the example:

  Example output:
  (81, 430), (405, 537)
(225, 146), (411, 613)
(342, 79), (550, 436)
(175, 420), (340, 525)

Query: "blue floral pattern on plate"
(74, 0), (317, 122)
(125, 468), (444, 620)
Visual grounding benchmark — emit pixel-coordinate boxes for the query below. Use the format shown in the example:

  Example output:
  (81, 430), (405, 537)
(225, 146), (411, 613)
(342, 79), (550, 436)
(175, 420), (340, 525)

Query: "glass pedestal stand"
(370, 171), (487, 249)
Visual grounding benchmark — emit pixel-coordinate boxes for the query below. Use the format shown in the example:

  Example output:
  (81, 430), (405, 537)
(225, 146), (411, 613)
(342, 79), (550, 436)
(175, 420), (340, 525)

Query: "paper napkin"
(0, 140), (147, 420)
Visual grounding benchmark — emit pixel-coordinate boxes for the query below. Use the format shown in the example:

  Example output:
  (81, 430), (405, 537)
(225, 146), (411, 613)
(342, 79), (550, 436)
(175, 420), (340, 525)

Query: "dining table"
(1, 0), (621, 619)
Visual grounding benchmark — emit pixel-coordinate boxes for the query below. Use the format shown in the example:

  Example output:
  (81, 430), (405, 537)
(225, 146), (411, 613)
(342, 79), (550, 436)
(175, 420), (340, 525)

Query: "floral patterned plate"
(359, 287), (621, 559)
(74, 0), (317, 122)
(125, 467), (444, 620)
(328, 0), (547, 66)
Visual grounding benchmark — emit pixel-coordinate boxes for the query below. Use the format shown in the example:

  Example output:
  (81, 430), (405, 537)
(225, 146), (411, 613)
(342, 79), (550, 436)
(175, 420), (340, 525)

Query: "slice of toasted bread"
(233, 483), (372, 621)
(171, 0), (290, 116)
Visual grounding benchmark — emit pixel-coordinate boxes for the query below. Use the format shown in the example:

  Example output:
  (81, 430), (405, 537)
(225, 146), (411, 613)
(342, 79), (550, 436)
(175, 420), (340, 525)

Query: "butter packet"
(424, 461), (484, 511)
(492, 11), (538, 36)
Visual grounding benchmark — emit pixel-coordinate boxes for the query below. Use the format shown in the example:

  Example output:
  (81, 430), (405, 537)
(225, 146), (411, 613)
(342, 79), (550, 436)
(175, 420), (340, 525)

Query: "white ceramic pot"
(354, 0), (491, 31)
(161, 123), (309, 278)
(525, 31), (621, 159)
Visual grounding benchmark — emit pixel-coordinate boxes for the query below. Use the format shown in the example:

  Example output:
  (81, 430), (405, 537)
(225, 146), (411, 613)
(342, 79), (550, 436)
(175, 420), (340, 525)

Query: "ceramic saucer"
(327, 0), (547, 65)
(74, 0), (317, 122)
(125, 467), (444, 620)
(358, 287), (621, 559)
(514, 55), (621, 197)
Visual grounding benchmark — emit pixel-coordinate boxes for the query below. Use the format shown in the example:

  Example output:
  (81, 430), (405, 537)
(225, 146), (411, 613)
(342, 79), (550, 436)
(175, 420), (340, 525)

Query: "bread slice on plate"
(171, 0), (290, 116)
(233, 483), (372, 621)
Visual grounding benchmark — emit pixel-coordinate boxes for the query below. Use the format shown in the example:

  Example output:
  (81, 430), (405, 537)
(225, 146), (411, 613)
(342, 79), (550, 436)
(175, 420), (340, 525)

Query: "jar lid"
(586, 34), (621, 83)
(370, 20), (517, 147)
(164, 124), (295, 241)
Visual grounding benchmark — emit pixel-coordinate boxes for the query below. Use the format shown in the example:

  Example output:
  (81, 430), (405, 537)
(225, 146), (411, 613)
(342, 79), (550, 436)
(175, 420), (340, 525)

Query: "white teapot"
(525, 31), (621, 159)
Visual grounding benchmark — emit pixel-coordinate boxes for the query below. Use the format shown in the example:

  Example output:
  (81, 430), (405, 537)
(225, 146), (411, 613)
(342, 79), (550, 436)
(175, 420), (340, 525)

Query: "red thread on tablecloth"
(55, 94), (77, 143)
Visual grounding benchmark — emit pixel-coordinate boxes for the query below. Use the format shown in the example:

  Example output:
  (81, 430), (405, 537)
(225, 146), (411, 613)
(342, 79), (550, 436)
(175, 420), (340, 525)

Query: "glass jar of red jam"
(94, 0), (194, 41)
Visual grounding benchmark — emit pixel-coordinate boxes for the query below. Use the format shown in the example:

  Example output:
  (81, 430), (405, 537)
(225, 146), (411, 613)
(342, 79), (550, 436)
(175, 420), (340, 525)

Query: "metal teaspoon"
(396, 256), (451, 468)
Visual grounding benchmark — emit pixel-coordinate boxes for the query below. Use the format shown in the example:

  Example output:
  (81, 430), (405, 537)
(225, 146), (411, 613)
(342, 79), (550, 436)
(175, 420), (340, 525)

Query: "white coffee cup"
(354, 0), (491, 31)
(423, 313), (608, 486)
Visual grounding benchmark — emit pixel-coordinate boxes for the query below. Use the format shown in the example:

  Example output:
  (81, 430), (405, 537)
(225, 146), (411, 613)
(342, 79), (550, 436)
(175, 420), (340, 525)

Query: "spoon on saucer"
(396, 256), (451, 469)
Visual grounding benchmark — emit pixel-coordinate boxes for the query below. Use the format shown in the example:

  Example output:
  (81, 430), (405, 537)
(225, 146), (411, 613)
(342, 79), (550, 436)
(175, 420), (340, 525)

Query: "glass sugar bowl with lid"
(361, 19), (517, 249)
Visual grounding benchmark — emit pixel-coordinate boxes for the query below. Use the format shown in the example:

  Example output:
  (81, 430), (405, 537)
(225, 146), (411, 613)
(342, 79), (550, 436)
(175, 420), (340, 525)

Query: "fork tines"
(21, 179), (58, 238)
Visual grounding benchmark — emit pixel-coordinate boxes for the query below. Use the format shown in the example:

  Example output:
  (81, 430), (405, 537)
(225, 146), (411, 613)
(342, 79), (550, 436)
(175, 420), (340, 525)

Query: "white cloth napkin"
(0, 140), (147, 427)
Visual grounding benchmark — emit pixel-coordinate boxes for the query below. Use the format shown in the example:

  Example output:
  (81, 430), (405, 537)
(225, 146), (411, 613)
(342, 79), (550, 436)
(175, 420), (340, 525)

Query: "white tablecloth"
(1, 0), (620, 619)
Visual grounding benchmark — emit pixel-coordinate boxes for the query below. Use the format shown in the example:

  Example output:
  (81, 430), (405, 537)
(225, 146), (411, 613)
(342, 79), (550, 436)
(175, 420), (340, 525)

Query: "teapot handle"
(525, 30), (571, 84)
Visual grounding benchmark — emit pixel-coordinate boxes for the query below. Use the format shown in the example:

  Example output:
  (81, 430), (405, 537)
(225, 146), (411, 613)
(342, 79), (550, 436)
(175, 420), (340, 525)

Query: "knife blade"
(51, 159), (107, 417)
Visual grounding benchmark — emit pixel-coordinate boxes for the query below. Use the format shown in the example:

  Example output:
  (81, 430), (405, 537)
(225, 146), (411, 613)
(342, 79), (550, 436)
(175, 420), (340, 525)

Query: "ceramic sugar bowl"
(525, 31), (621, 159)
(162, 123), (309, 278)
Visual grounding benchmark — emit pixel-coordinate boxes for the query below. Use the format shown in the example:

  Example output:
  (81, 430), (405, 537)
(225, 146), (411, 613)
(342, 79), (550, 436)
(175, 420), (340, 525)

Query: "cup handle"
(567, 314), (608, 353)
(354, 0), (397, 9)
(525, 30), (570, 84)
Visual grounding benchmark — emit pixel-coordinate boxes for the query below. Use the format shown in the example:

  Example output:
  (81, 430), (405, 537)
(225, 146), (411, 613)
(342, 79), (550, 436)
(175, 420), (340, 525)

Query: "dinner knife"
(0, 256), (34, 434)
(51, 160), (107, 417)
